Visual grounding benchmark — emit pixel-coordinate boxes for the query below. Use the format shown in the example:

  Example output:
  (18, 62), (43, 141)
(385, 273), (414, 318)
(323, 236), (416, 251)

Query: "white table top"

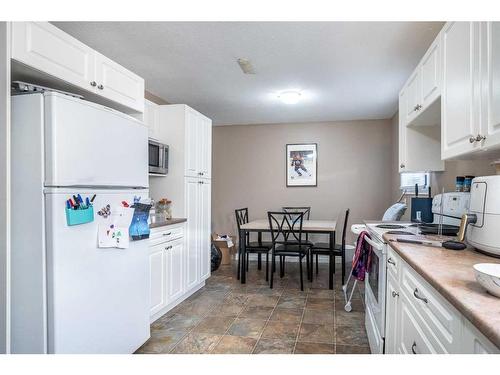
(240, 219), (336, 232)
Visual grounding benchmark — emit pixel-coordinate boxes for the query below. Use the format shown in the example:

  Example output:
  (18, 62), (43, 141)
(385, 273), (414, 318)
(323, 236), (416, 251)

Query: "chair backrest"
(335, 208), (350, 247)
(235, 208), (249, 230)
(282, 206), (311, 220)
(267, 211), (304, 245)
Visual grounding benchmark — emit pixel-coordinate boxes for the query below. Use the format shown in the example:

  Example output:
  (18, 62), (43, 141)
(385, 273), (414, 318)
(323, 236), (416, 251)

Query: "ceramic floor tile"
(294, 341), (335, 354)
(239, 305), (274, 320)
(253, 338), (295, 354)
(226, 318), (268, 339)
(335, 310), (365, 327)
(246, 294), (280, 307)
(302, 309), (334, 325)
(135, 330), (187, 354)
(156, 313), (203, 332)
(298, 323), (335, 344)
(276, 296), (307, 309)
(261, 321), (300, 340)
(335, 325), (369, 347)
(193, 316), (236, 335)
(211, 335), (257, 354)
(335, 344), (371, 354)
(171, 332), (223, 354)
(269, 308), (303, 323)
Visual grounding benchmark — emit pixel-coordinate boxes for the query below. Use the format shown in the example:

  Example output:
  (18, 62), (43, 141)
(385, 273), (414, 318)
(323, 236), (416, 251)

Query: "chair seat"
(275, 243), (310, 256)
(285, 239), (314, 246)
(247, 241), (273, 251)
(311, 243), (342, 254)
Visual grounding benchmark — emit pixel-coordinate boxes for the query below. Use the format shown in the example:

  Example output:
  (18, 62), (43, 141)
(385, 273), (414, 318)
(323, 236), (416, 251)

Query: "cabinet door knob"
(165, 245), (172, 251)
(97, 84), (104, 90)
(388, 258), (396, 266)
(413, 288), (428, 304)
(162, 232), (172, 236)
(411, 341), (418, 354)
(475, 134), (486, 142)
(400, 163), (405, 168)
(469, 137), (477, 143)
(90, 81), (97, 87)
(392, 291), (399, 298)
(416, 104), (422, 110)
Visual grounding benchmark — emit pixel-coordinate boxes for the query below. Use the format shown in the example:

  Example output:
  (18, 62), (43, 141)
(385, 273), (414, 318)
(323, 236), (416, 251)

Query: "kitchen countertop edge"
(383, 233), (500, 349)
(149, 218), (187, 229)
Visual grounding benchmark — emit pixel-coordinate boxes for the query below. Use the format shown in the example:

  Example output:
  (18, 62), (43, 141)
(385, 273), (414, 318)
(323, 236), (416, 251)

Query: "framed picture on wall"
(286, 143), (317, 187)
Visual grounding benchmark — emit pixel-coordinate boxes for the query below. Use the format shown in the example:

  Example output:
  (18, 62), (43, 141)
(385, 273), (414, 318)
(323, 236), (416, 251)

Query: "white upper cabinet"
(144, 99), (160, 139)
(405, 71), (421, 124)
(441, 22), (481, 159)
(420, 37), (441, 108)
(94, 52), (144, 113)
(398, 90), (408, 172)
(11, 22), (95, 90)
(185, 108), (212, 179)
(480, 22), (500, 151)
(11, 22), (144, 113)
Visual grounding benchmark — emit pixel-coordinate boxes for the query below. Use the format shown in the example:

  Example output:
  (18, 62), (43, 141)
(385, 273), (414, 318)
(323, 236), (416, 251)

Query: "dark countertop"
(384, 233), (500, 349)
(149, 218), (187, 229)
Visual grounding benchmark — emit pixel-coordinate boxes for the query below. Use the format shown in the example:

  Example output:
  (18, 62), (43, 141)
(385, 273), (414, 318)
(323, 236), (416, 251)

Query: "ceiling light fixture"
(278, 90), (302, 105)
(237, 58), (256, 74)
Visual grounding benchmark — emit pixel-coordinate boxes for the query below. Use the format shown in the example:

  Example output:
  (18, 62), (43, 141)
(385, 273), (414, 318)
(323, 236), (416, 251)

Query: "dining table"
(238, 219), (337, 289)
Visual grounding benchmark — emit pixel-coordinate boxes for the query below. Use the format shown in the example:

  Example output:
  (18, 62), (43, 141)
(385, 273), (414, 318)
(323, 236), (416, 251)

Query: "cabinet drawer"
(399, 293), (440, 354)
(387, 246), (400, 279)
(149, 224), (184, 245)
(401, 263), (461, 351)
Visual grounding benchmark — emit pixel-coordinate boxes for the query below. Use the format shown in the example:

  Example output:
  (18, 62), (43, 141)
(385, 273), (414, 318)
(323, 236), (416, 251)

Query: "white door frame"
(0, 21), (11, 354)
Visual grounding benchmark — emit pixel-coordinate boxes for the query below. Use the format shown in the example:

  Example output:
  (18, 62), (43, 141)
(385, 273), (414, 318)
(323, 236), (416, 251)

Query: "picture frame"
(286, 143), (318, 187)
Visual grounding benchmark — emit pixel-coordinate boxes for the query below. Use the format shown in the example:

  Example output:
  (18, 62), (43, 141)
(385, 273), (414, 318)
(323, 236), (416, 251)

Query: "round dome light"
(278, 90), (302, 104)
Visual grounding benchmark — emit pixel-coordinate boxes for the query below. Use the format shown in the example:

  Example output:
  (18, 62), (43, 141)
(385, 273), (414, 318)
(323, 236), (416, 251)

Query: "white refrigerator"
(11, 92), (150, 353)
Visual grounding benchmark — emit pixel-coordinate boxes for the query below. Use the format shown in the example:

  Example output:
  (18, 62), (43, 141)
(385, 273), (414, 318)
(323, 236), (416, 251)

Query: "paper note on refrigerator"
(98, 224), (130, 249)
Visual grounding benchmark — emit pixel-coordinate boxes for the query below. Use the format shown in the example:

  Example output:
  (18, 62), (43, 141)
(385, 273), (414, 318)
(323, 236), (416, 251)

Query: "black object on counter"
(411, 197), (433, 223)
(211, 243), (222, 272)
(418, 223), (460, 236)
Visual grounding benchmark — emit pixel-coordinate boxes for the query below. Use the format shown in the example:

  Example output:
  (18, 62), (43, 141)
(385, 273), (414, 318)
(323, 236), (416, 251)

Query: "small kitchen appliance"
(459, 176), (500, 258)
(148, 139), (169, 175)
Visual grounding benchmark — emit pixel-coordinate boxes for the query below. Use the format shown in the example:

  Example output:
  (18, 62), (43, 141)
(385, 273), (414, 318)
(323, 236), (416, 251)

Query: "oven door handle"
(364, 236), (384, 251)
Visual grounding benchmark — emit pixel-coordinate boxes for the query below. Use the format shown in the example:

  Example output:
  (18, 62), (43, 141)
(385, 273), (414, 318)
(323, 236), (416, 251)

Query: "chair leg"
(341, 248), (346, 285)
(265, 253), (269, 282)
(258, 253), (262, 270)
(246, 253), (249, 272)
(316, 254), (319, 275)
(305, 251), (310, 281)
(299, 256), (304, 291)
(279, 256), (284, 278)
(270, 254), (275, 289)
(237, 242), (241, 280)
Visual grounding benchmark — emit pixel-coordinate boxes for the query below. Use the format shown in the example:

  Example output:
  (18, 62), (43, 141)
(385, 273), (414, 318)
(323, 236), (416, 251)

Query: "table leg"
(329, 231), (334, 290)
(240, 228), (246, 284)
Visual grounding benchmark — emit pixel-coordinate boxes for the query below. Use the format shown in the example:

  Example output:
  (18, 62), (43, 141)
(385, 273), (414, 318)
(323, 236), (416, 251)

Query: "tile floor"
(136, 259), (370, 354)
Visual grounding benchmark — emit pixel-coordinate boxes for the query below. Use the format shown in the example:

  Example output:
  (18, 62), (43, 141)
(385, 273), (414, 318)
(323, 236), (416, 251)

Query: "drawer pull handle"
(165, 245), (173, 250)
(413, 288), (428, 304)
(388, 258), (396, 266)
(392, 291), (399, 298)
(162, 232), (172, 236)
(411, 341), (417, 354)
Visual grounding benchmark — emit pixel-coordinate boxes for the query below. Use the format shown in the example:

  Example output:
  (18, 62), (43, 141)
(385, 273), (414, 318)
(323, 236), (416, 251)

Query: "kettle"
(458, 176), (500, 257)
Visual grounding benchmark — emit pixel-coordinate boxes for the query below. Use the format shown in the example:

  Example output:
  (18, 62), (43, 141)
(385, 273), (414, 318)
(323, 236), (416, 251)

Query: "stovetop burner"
(375, 224), (406, 229)
(386, 231), (415, 235)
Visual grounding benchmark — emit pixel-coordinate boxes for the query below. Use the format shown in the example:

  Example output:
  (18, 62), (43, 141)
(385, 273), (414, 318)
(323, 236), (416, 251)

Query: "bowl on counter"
(473, 263), (500, 298)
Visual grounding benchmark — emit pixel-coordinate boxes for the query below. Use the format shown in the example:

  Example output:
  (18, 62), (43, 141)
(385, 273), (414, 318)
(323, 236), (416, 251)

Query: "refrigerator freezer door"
(45, 189), (150, 353)
(44, 92), (148, 188)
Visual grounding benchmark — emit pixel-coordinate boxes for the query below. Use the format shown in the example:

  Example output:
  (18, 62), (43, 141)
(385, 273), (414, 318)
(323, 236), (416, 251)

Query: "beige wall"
(212, 120), (394, 240)
(390, 111), (497, 221)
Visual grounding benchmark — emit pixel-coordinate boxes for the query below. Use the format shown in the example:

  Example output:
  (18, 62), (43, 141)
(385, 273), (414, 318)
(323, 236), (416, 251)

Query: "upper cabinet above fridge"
(11, 22), (145, 114)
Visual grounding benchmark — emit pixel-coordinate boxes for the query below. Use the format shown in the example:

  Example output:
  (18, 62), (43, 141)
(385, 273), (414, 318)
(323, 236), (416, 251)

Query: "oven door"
(364, 236), (387, 354)
(149, 140), (167, 174)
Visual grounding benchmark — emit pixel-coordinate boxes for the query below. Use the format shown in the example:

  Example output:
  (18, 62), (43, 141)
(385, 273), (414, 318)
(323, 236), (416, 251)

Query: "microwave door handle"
(158, 145), (164, 169)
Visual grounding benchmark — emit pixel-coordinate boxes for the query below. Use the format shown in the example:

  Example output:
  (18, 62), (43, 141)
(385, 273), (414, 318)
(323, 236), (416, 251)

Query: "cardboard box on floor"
(211, 234), (236, 265)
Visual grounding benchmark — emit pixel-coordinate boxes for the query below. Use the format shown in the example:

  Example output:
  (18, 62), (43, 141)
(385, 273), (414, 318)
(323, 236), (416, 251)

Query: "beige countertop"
(384, 233), (500, 348)
(149, 217), (187, 229)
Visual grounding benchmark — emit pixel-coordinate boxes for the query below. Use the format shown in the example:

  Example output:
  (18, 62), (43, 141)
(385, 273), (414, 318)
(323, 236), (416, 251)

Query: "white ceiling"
(53, 22), (443, 125)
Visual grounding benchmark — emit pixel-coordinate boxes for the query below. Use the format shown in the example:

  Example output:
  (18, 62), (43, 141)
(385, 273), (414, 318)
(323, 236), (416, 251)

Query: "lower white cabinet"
(385, 248), (499, 354)
(166, 238), (184, 302)
(149, 242), (167, 317)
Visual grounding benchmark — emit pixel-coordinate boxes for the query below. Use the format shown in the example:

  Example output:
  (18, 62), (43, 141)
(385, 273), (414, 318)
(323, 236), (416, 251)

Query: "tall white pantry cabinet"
(148, 104), (212, 321)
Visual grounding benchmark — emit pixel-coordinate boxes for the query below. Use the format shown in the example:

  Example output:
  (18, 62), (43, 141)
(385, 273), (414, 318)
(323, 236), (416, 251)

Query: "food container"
(156, 198), (172, 220)
(464, 175), (475, 192)
(455, 176), (465, 192)
(473, 263), (500, 298)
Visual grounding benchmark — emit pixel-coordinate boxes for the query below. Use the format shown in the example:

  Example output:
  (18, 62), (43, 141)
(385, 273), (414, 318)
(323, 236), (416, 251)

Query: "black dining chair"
(235, 208), (273, 281)
(268, 211), (311, 291)
(310, 208), (350, 285)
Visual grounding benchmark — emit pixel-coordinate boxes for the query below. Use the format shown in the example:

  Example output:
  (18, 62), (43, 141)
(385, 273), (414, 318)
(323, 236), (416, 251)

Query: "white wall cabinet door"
(199, 115), (212, 179)
(149, 243), (167, 316)
(199, 180), (211, 281)
(11, 22), (96, 92)
(94, 52), (144, 113)
(144, 99), (159, 139)
(185, 178), (200, 290)
(441, 22), (481, 159)
(398, 90), (408, 172)
(481, 22), (500, 150)
(420, 37), (441, 108)
(166, 238), (184, 302)
(405, 71), (421, 124)
(185, 109), (200, 178)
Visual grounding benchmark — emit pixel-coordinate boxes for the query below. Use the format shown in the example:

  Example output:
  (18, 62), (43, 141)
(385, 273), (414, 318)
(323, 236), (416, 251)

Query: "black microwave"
(148, 139), (169, 175)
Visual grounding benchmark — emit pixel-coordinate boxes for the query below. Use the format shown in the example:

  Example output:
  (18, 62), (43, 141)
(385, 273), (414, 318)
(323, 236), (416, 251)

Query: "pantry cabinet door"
(149, 243), (167, 316)
(11, 22), (96, 92)
(94, 52), (145, 113)
(166, 239), (184, 302)
(199, 180), (211, 281)
(199, 115), (212, 179)
(420, 36), (441, 108)
(481, 22), (500, 150)
(185, 108), (200, 178)
(441, 22), (481, 159)
(185, 178), (200, 290)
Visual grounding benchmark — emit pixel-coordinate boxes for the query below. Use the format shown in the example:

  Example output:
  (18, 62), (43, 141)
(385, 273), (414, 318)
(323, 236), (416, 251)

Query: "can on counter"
(456, 176), (465, 192)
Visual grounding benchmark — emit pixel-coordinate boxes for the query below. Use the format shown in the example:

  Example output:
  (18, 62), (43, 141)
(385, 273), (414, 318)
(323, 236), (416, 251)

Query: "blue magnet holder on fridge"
(65, 206), (94, 226)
